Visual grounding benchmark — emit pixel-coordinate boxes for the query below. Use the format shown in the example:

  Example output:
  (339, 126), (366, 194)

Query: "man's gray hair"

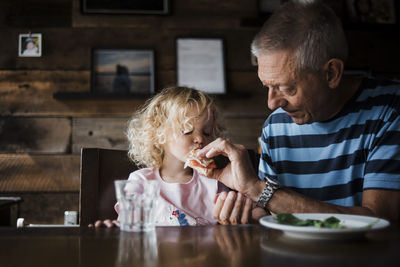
(251, 0), (348, 73)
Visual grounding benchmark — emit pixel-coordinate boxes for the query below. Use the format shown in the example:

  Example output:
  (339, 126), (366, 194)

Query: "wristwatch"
(256, 180), (280, 209)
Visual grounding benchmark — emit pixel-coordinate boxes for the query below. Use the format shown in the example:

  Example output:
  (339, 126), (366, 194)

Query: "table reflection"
(260, 229), (396, 266)
(112, 226), (263, 267)
(116, 231), (158, 267)
(1, 224), (398, 267)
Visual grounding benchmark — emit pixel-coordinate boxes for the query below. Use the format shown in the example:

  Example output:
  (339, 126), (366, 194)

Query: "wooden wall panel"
(224, 117), (266, 151)
(0, 117), (71, 153)
(0, 70), (147, 116)
(0, 28), (259, 71)
(346, 31), (400, 77)
(0, 70), (266, 116)
(217, 94), (269, 118)
(72, 117), (130, 153)
(71, 116), (268, 154)
(72, 0), (257, 28)
(0, 0), (71, 28)
(0, 154), (79, 192)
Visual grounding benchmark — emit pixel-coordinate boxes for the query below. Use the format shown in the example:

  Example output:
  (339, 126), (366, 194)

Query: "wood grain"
(0, 0), (71, 28)
(0, 117), (71, 153)
(71, 116), (267, 154)
(0, 70), (266, 116)
(72, 117), (130, 153)
(224, 117), (266, 151)
(0, 154), (79, 192)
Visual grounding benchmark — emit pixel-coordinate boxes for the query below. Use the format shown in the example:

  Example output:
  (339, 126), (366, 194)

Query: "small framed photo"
(18, 33), (42, 57)
(176, 38), (226, 94)
(91, 49), (155, 95)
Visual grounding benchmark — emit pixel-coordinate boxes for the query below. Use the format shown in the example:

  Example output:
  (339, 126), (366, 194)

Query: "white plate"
(259, 213), (390, 240)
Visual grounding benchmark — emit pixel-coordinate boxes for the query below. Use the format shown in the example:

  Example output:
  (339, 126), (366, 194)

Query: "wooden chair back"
(79, 148), (138, 226)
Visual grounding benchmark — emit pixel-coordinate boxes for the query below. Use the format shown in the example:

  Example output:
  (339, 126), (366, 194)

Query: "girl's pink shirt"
(115, 167), (226, 225)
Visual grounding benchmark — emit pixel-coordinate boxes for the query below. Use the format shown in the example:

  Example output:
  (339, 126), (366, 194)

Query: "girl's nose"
(194, 133), (204, 145)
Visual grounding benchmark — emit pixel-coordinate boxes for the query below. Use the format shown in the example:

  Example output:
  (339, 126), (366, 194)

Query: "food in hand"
(184, 148), (217, 176)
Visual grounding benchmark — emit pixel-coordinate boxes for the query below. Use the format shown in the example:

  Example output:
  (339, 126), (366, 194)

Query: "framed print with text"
(176, 38), (226, 94)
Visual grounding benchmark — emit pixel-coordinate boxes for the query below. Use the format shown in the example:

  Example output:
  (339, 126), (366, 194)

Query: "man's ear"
(324, 58), (344, 89)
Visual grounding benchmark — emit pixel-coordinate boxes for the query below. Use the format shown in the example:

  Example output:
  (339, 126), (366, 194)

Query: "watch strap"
(256, 180), (279, 209)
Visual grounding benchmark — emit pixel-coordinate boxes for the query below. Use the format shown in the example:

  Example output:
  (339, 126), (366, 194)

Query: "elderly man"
(205, 0), (400, 223)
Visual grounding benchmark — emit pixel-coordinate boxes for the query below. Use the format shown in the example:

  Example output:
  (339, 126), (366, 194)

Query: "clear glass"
(114, 177), (160, 232)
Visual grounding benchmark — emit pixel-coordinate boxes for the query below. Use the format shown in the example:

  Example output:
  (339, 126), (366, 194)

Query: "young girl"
(123, 86), (229, 225)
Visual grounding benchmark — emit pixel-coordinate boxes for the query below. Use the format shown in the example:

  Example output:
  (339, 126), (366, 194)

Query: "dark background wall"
(1, 0), (399, 224)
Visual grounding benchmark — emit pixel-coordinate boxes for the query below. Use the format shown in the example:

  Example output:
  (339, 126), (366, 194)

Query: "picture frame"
(345, 0), (397, 25)
(18, 33), (42, 57)
(82, 0), (169, 15)
(91, 49), (155, 95)
(176, 38), (226, 95)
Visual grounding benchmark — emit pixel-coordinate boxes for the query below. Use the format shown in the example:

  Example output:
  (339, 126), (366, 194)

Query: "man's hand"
(213, 191), (268, 225)
(199, 138), (264, 200)
(213, 191), (252, 225)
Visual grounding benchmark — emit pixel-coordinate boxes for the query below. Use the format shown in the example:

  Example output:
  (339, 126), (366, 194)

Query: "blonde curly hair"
(126, 86), (224, 168)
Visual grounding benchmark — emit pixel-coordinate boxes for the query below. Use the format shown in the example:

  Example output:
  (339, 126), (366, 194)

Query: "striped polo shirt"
(258, 77), (400, 206)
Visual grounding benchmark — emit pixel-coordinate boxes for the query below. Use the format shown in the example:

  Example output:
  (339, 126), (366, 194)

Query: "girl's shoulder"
(128, 167), (159, 181)
(196, 171), (227, 192)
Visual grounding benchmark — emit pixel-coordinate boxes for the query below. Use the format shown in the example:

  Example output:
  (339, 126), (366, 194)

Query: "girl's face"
(164, 108), (215, 165)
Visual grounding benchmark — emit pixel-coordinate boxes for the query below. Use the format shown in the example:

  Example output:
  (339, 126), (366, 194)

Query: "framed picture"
(18, 33), (42, 57)
(91, 49), (155, 95)
(345, 0), (397, 25)
(82, 0), (169, 14)
(176, 38), (226, 94)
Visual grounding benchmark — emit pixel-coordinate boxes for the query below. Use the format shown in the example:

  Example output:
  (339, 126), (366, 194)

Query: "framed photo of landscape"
(91, 49), (155, 95)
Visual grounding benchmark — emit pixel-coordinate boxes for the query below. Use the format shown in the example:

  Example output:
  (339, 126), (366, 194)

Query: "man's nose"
(268, 88), (286, 111)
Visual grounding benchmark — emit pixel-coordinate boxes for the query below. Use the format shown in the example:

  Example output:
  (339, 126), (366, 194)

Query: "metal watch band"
(256, 180), (279, 209)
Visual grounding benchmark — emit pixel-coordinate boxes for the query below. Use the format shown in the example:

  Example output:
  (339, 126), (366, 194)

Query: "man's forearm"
(242, 176), (399, 221)
(263, 187), (376, 217)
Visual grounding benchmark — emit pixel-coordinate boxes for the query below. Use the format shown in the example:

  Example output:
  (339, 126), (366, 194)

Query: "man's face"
(257, 50), (330, 124)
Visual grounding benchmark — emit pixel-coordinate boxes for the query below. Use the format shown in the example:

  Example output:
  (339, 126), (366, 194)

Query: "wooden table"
(0, 224), (399, 267)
